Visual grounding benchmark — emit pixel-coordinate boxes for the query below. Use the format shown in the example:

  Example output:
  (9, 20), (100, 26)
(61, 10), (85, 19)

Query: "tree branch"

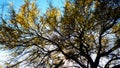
(104, 57), (120, 68)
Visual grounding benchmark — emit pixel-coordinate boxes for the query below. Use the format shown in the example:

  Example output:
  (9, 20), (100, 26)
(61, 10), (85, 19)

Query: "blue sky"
(0, 0), (65, 15)
(0, 0), (65, 20)
(0, 0), (65, 67)
(0, 0), (65, 24)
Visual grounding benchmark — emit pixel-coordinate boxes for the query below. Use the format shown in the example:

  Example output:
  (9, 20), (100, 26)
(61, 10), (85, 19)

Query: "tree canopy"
(0, 0), (120, 68)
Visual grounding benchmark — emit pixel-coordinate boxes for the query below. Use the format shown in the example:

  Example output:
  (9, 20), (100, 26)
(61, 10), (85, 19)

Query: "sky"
(0, 0), (65, 16)
(0, 0), (118, 68)
(0, 0), (65, 67)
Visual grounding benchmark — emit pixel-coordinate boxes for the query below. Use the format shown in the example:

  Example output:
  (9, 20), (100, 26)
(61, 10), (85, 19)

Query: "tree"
(0, 0), (120, 68)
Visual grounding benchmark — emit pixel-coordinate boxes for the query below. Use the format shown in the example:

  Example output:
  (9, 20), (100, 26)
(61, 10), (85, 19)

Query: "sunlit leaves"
(112, 23), (120, 36)
(0, 27), (21, 48)
(0, 0), (120, 68)
(65, 1), (73, 9)
(46, 8), (61, 18)
(16, 0), (39, 29)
